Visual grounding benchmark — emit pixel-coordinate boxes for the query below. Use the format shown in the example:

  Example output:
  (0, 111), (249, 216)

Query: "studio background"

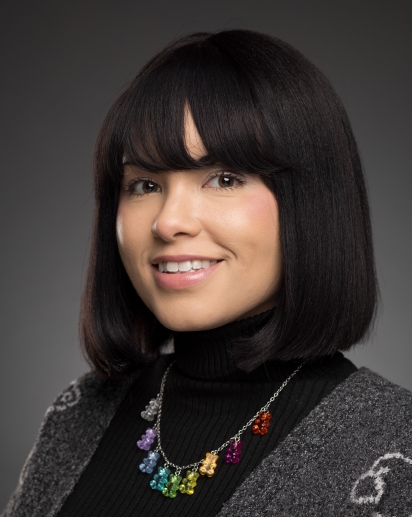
(1, 0), (411, 508)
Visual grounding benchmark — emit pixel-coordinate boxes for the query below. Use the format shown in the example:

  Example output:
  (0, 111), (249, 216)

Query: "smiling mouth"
(156, 259), (221, 273)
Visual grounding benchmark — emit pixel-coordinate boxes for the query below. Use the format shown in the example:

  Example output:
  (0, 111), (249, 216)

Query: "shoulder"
(332, 367), (412, 402)
(329, 367), (412, 421)
(344, 366), (411, 395)
(2, 372), (135, 517)
(37, 372), (135, 455)
(43, 371), (134, 427)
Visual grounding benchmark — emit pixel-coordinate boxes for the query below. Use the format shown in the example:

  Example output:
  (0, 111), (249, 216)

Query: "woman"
(3, 30), (412, 517)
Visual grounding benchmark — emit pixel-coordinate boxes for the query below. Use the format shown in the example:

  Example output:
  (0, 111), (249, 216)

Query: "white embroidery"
(371, 513), (412, 517)
(46, 379), (82, 414)
(351, 452), (412, 517)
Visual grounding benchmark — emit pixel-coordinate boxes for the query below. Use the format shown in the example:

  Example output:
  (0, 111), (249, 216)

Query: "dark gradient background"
(1, 0), (411, 508)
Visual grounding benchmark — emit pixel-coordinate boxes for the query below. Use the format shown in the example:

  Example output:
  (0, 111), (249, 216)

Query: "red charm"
(251, 412), (272, 435)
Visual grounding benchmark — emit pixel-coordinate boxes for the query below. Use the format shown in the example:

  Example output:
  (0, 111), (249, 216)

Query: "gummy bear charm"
(150, 466), (171, 490)
(139, 451), (160, 474)
(179, 470), (200, 495)
(137, 427), (158, 450)
(162, 473), (182, 498)
(224, 439), (243, 464)
(199, 452), (219, 477)
(141, 398), (160, 421)
(251, 412), (272, 435)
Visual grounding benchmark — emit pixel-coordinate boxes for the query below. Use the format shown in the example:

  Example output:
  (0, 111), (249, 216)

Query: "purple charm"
(137, 428), (158, 451)
(225, 439), (243, 464)
(139, 451), (160, 474)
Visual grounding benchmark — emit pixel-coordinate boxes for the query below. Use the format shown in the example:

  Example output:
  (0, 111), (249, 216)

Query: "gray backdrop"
(1, 0), (411, 508)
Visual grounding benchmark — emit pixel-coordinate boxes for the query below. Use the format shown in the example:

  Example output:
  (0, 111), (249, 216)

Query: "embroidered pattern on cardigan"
(350, 452), (412, 516)
(45, 379), (82, 414)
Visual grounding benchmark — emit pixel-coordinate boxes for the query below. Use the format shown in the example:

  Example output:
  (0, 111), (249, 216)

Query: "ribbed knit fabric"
(57, 310), (357, 517)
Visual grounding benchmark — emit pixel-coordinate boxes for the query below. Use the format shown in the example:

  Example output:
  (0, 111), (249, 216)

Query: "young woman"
(3, 30), (412, 517)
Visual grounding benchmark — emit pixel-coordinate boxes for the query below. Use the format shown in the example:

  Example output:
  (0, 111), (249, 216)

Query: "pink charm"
(137, 428), (157, 451)
(224, 439), (243, 464)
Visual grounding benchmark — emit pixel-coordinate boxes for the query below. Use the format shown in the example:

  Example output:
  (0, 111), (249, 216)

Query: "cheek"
(245, 192), (281, 274)
(116, 204), (132, 255)
(220, 190), (280, 261)
(116, 209), (125, 248)
(115, 202), (149, 275)
(244, 190), (279, 233)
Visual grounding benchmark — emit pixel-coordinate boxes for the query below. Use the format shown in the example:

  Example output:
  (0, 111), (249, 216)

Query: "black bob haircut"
(81, 29), (378, 377)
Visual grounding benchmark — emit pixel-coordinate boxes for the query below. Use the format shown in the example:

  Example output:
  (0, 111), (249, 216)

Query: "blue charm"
(139, 451), (160, 474)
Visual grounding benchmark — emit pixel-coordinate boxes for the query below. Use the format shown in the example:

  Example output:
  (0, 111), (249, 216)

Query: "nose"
(151, 184), (202, 241)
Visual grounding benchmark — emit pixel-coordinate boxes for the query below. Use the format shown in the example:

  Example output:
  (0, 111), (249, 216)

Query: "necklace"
(137, 360), (304, 498)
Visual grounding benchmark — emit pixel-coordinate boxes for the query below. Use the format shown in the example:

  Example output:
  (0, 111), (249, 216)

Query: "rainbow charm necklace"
(137, 360), (304, 498)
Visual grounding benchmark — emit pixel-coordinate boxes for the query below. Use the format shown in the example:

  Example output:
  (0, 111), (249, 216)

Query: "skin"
(116, 109), (282, 332)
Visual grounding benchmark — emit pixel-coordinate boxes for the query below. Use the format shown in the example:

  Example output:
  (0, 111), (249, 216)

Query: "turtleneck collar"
(172, 309), (301, 382)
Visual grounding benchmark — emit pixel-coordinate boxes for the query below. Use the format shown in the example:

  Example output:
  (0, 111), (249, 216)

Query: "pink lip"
(152, 254), (221, 265)
(153, 261), (222, 289)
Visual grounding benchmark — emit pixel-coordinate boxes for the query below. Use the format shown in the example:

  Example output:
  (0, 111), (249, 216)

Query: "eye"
(204, 172), (245, 190)
(125, 179), (161, 195)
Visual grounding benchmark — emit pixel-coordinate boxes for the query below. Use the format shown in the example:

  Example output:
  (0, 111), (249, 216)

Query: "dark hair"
(81, 29), (378, 376)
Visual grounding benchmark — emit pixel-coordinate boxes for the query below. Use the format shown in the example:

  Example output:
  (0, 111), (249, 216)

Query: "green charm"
(162, 473), (182, 498)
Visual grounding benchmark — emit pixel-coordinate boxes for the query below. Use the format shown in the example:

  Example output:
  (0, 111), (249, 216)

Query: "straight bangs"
(108, 38), (292, 181)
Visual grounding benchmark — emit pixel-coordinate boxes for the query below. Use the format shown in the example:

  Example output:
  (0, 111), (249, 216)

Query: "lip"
(152, 254), (221, 265)
(152, 261), (222, 289)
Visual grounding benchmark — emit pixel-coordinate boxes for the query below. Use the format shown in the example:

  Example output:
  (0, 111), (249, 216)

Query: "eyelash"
(123, 171), (246, 196)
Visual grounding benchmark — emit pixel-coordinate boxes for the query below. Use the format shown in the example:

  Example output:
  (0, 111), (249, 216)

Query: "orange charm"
(251, 411), (272, 435)
(199, 452), (219, 477)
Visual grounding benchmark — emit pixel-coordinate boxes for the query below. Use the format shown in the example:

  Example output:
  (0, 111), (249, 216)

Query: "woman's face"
(116, 110), (282, 331)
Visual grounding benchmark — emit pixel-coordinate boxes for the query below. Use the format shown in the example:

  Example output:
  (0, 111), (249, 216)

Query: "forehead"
(184, 107), (207, 161)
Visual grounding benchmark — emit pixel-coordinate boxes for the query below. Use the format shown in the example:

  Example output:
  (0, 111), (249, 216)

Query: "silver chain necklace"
(137, 360), (304, 498)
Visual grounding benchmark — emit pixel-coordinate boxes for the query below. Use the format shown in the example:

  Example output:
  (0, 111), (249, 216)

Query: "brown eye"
(140, 180), (158, 193)
(205, 173), (243, 190)
(218, 175), (236, 188)
(128, 179), (161, 195)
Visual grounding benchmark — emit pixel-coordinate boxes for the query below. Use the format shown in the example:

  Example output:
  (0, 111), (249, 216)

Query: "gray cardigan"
(2, 368), (412, 516)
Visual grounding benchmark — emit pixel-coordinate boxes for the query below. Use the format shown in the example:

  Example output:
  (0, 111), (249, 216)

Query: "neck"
(172, 309), (301, 382)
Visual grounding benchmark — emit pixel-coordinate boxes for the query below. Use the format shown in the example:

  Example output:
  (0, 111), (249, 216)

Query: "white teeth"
(192, 260), (202, 270)
(166, 261), (179, 272)
(178, 261), (192, 272)
(157, 259), (220, 273)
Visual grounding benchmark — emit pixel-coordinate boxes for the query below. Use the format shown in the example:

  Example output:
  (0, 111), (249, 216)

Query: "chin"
(155, 310), (235, 333)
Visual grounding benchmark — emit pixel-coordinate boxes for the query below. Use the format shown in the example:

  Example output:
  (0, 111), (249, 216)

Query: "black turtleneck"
(58, 310), (357, 517)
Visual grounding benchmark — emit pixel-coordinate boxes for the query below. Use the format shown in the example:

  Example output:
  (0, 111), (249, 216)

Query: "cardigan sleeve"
(1, 373), (133, 517)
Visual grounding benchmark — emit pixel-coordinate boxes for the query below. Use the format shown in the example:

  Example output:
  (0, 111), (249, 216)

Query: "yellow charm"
(199, 452), (219, 477)
(179, 469), (200, 495)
